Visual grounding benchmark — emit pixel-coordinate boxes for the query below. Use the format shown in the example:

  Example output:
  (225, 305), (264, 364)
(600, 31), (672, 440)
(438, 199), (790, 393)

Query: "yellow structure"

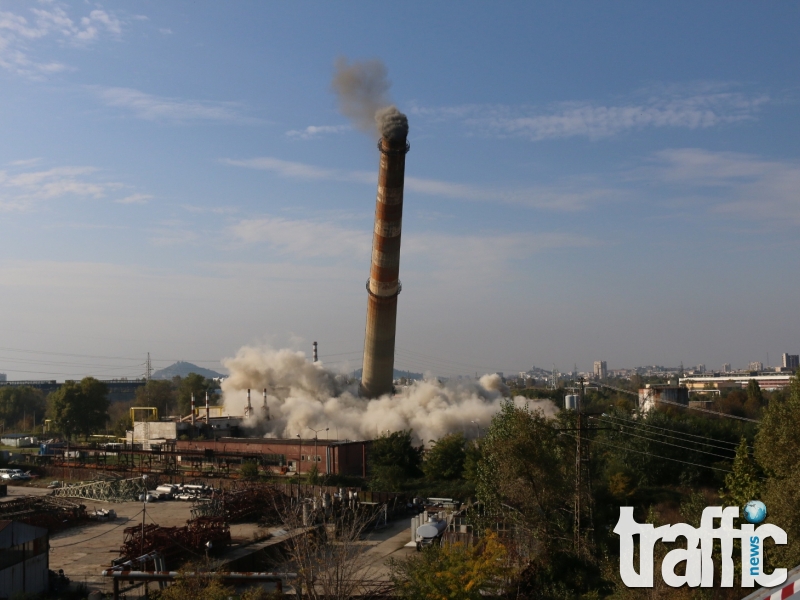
(130, 407), (158, 422)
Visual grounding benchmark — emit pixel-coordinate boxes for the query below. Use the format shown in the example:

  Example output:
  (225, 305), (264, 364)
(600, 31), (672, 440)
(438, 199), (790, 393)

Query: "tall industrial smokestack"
(313, 341), (318, 363)
(360, 107), (409, 398)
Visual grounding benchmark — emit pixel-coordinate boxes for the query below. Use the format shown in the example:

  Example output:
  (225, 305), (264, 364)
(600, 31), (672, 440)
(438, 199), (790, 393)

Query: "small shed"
(0, 520), (49, 598)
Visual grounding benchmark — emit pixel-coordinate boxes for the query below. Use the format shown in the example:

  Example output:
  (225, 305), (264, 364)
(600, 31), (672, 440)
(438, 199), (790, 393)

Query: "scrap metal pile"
(119, 516), (230, 568)
(51, 475), (146, 502)
(191, 483), (287, 524)
(0, 495), (88, 532)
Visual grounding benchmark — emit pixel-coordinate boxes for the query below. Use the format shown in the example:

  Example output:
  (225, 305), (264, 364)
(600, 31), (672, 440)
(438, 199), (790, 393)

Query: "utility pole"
(574, 377), (583, 551)
(146, 352), (152, 407)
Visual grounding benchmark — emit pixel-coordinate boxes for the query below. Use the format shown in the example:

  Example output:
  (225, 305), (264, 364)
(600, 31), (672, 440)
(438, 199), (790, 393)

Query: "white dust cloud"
(220, 346), (556, 444)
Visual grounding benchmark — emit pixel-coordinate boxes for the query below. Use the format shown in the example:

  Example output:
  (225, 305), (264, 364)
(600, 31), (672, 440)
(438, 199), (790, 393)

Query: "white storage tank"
(565, 395), (578, 410)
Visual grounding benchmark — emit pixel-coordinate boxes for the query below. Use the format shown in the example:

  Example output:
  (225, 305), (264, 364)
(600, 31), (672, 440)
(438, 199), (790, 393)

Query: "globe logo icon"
(744, 500), (767, 524)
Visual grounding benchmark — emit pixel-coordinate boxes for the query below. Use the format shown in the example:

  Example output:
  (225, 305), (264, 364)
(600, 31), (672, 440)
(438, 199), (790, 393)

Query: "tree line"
(0, 373), (220, 441)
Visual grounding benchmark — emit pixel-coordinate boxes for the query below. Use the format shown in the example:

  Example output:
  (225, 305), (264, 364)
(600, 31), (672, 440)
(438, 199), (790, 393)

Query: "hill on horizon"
(351, 368), (424, 381)
(152, 361), (224, 380)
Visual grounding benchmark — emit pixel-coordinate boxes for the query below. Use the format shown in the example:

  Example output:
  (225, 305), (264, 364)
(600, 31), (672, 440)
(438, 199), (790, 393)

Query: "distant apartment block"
(783, 354), (799, 370)
(593, 361), (607, 380)
(748, 361), (764, 372)
(0, 373), (5, 382)
(722, 363), (731, 373)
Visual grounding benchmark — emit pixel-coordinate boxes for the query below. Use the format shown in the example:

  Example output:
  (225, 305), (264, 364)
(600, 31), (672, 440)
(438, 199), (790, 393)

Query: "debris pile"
(191, 483), (287, 523)
(0, 496), (88, 532)
(119, 517), (231, 567)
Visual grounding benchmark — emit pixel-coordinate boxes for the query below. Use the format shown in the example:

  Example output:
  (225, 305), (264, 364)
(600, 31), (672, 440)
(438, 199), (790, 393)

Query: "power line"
(0, 346), (142, 361)
(596, 422), (735, 461)
(596, 414), (749, 450)
(561, 433), (733, 474)
(655, 397), (761, 424)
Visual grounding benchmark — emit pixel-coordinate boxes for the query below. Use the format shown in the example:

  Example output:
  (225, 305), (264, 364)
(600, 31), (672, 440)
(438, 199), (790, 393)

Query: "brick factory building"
(175, 438), (370, 477)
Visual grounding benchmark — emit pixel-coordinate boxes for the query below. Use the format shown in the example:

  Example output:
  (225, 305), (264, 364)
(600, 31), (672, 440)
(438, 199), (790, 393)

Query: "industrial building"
(127, 406), (244, 449)
(638, 385), (690, 412)
(0, 521), (49, 598)
(175, 438), (370, 477)
(783, 353), (799, 370)
(679, 373), (794, 392)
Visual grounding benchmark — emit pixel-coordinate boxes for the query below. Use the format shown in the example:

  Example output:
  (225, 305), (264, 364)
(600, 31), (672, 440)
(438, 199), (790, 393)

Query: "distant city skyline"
(0, 2), (798, 380)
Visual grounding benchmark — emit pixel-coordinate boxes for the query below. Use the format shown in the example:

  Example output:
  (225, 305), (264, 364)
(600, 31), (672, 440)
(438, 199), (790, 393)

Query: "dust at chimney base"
(360, 134), (409, 398)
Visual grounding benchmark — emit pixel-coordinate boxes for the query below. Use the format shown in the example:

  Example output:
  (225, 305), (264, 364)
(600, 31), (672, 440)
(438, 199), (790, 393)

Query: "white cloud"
(226, 214), (598, 279)
(286, 124), (349, 139)
(409, 86), (769, 140)
(8, 158), (42, 167)
(222, 156), (618, 211)
(159, 28), (173, 35)
(0, 163), (142, 211)
(181, 204), (238, 214)
(115, 193), (152, 205)
(96, 87), (246, 122)
(644, 148), (800, 224)
(0, 3), (123, 77)
(228, 216), (370, 259)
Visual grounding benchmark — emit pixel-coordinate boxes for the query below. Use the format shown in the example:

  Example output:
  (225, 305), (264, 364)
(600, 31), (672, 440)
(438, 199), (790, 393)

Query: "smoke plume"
(220, 346), (556, 444)
(331, 57), (408, 141)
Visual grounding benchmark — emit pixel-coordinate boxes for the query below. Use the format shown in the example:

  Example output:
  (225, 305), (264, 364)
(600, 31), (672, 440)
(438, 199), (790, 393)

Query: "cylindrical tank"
(565, 394), (578, 410)
(416, 516), (447, 540)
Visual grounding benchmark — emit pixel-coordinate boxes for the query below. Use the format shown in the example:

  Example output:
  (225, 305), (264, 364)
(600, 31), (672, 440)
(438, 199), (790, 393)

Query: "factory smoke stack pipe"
(191, 394), (195, 426)
(262, 388), (270, 420)
(360, 109), (409, 398)
(245, 388), (252, 418)
(313, 341), (318, 363)
(205, 391), (210, 423)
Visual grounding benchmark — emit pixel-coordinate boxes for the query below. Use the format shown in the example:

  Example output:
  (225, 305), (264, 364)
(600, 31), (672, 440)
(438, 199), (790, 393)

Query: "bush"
(240, 460), (259, 479)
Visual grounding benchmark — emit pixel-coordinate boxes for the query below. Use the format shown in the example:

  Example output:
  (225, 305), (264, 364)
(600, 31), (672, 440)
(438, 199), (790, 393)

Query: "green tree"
(390, 532), (511, 600)
(462, 439), (482, 483)
(369, 430), (422, 491)
(423, 433), (467, 480)
(720, 437), (761, 509)
(175, 373), (219, 416)
(755, 372), (800, 567)
(476, 401), (572, 546)
(47, 377), (109, 439)
(134, 379), (177, 418)
(370, 430), (422, 476)
(0, 386), (46, 431)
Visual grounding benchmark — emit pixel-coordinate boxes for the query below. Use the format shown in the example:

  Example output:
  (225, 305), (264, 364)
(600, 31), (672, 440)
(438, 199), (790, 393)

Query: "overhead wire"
(596, 414), (750, 450)
(593, 421), (735, 461)
(654, 397), (761, 423)
(561, 433), (733, 474)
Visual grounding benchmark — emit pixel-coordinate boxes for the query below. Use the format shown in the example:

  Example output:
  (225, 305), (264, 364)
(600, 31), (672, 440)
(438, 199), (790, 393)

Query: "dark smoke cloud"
(331, 57), (408, 141)
(376, 105), (408, 142)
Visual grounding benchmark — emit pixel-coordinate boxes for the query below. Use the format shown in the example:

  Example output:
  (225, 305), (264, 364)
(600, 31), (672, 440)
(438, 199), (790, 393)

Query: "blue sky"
(0, 1), (798, 380)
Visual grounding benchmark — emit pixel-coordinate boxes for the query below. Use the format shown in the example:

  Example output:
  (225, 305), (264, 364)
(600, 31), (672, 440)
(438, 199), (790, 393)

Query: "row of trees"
(1, 373), (219, 441)
(362, 374), (800, 597)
